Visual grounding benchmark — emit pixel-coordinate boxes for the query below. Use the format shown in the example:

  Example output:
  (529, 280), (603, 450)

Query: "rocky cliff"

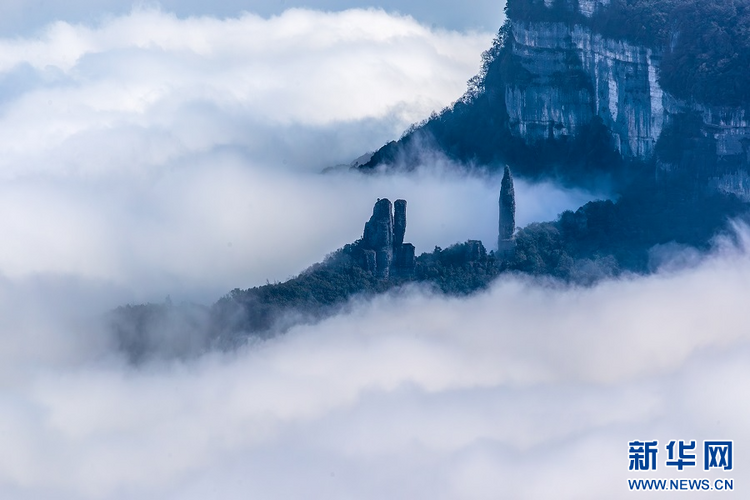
(362, 0), (750, 199)
(504, 0), (750, 197)
(505, 16), (664, 158)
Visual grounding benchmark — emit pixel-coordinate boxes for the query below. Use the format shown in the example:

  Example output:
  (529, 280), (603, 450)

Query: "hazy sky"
(0, 3), (747, 500)
(0, 0), (506, 36)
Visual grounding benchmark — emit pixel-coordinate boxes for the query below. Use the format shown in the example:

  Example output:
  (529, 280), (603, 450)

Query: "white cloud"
(0, 8), (492, 178)
(0, 236), (748, 499)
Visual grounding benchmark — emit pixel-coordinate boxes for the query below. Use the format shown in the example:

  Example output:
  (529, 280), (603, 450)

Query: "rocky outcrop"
(505, 0), (750, 197)
(362, 249), (378, 275)
(394, 243), (416, 271)
(498, 166), (516, 252)
(506, 18), (664, 158)
(576, 0), (610, 18)
(360, 198), (415, 278)
(659, 99), (750, 200)
(464, 240), (487, 262)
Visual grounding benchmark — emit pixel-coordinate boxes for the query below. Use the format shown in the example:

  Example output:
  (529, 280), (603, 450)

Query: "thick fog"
(2, 237), (749, 499)
(0, 6), (745, 500)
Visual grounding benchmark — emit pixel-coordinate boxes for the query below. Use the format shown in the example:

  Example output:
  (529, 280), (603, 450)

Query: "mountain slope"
(361, 0), (750, 197)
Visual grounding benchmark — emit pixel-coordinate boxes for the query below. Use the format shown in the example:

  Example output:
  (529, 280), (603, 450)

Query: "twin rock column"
(362, 199), (415, 278)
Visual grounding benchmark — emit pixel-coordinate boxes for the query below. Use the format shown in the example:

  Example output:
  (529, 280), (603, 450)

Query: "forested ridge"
(110, 182), (746, 360)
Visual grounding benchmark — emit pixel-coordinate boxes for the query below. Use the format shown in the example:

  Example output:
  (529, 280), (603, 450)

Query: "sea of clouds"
(0, 5), (746, 500)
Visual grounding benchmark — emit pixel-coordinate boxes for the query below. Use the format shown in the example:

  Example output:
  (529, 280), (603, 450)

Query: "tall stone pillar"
(498, 166), (516, 254)
(393, 199), (407, 247)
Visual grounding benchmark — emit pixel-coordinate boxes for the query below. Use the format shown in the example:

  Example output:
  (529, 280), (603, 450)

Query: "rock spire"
(498, 166), (516, 253)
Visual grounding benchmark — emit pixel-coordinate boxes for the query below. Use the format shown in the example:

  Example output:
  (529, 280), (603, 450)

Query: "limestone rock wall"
(505, 0), (750, 198)
(507, 20), (664, 158)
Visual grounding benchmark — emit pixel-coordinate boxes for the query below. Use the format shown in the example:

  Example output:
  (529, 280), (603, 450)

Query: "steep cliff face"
(506, 20), (663, 158)
(362, 0), (750, 200)
(504, 0), (750, 198)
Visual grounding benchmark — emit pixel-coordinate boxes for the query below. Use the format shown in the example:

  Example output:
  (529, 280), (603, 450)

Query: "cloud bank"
(2, 233), (749, 499)
(0, 7), (490, 175)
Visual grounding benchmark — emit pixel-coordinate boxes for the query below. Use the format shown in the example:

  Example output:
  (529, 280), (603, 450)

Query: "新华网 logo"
(628, 440), (733, 471)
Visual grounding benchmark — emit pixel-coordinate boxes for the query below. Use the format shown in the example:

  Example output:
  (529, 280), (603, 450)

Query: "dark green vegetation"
(109, 241), (501, 358)
(109, 184), (747, 360)
(512, 182), (747, 278)
(605, 0), (750, 107)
